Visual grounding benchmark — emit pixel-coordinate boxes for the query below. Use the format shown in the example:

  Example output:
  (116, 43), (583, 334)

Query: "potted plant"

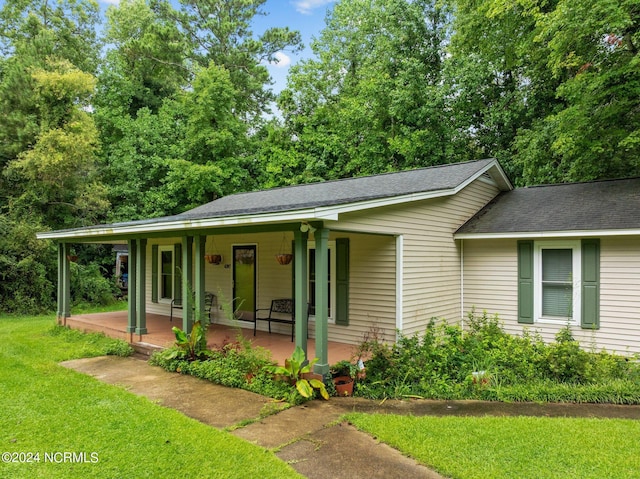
(330, 360), (357, 397)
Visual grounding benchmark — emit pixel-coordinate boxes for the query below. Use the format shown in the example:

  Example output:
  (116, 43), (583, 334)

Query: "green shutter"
(581, 239), (600, 329)
(151, 245), (158, 303)
(173, 243), (182, 301)
(335, 238), (349, 326)
(517, 241), (534, 324)
(291, 240), (296, 299)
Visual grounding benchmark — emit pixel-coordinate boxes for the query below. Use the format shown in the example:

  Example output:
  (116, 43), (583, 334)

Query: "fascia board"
(36, 208), (335, 241)
(455, 229), (640, 240)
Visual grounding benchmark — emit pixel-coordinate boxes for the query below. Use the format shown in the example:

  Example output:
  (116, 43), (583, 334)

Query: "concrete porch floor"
(62, 311), (354, 365)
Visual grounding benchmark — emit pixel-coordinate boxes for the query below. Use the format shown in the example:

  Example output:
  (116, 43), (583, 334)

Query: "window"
(160, 249), (172, 299)
(534, 241), (580, 324)
(308, 242), (335, 322)
(518, 239), (600, 329)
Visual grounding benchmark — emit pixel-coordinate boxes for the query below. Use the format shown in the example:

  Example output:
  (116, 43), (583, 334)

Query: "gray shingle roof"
(456, 177), (640, 235)
(179, 159), (498, 220)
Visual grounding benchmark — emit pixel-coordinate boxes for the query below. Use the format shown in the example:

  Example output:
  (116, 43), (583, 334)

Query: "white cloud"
(293, 0), (333, 15)
(270, 51), (291, 68)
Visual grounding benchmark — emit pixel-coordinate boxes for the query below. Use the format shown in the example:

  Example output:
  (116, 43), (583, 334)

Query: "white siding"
(334, 178), (500, 337)
(462, 237), (640, 355)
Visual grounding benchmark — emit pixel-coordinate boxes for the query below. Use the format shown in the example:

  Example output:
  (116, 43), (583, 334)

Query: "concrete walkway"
(61, 356), (640, 479)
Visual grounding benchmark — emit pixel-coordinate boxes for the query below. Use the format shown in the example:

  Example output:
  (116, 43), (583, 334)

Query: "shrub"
(356, 312), (640, 404)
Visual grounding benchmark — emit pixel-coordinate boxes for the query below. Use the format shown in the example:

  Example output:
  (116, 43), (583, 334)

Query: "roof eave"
(455, 228), (640, 240)
(36, 208), (339, 242)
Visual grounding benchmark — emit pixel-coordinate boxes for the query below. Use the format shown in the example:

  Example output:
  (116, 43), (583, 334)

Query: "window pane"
(542, 284), (573, 317)
(308, 249), (331, 317)
(541, 248), (573, 318)
(542, 249), (572, 282)
(161, 251), (172, 299)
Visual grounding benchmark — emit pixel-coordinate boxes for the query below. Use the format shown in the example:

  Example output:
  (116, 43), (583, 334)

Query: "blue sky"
(253, 0), (334, 93)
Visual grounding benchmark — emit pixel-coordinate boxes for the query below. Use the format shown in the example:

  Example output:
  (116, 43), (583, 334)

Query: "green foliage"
(150, 334), (304, 404)
(1, 316), (300, 478)
(168, 320), (210, 361)
(357, 310), (640, 403)
(277, 0), (452, 181)
(70, 262), (118, 306)
(267, 346), (329, 400)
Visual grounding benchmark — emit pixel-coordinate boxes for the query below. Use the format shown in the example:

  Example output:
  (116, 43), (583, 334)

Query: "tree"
(5, 59), (108, 228)
(277, 0), (452, 181)
(514, 0), (640, 183)
(0, 0), (107, 313)
(446, 0), (563, 182)
(153, 0), (302, 122)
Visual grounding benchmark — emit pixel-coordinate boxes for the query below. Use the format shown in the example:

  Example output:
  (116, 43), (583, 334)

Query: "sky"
(253, 0), (334, 93)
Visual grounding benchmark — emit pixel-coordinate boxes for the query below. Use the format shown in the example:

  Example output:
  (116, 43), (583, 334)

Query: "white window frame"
(158, 245), (174, 303)
(307, 241), (336, 324)
(534, 240), (581, 325)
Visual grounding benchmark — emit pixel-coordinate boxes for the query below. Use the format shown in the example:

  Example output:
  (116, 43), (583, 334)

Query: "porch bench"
(170, 292), (216, 323)
(254, 298), (296, 342)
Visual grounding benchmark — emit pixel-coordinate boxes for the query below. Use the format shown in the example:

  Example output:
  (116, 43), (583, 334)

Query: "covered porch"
(62, 311), (354, 365)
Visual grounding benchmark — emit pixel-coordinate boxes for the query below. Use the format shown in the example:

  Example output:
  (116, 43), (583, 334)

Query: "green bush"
(70, 262), (118, 306)
(150, 337), (302, 404)
(356, 311), (640, 404)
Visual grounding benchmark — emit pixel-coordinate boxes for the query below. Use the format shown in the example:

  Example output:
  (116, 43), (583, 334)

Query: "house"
(456, 177), (640, 355)
(36, 159), (640, 373)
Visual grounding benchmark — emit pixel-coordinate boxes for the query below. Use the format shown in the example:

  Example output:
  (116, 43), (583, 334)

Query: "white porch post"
(294, 229), (308, 355)
(313, 227), (329, 375)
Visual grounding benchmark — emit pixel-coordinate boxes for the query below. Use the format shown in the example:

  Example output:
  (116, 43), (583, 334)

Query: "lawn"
(346, 413), (640, 479)
(0, 315), (302, 479)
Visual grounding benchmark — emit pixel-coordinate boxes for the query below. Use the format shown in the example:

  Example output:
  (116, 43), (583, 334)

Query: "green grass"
(346, 413), (640, 479)
(0, 315), (302, 479)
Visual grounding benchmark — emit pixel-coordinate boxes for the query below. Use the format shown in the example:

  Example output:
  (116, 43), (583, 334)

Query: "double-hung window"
(534, 241), (580, 324)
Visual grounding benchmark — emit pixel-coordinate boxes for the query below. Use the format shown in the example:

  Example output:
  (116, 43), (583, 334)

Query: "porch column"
(135, 238), (147, 335)
(127, 239), (137, 333)
(294, 229), (308, 355)
(194, 235), (206, 324)
(182, 235), (194, 333)
(57, 243), (71, 323)
(314, 227), (329, 375)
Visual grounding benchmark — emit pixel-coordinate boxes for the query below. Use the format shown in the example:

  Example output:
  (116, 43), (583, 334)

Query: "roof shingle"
(456, 177), (640, 235)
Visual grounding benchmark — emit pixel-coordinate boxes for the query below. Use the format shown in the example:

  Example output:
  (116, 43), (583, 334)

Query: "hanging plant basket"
(66, 255), (78, 263)
(275, 253), (293, 265)
(205, 254), (222, 265)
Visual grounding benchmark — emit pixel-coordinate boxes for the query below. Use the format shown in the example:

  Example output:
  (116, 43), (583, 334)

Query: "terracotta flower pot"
(333, 376), (354, 397)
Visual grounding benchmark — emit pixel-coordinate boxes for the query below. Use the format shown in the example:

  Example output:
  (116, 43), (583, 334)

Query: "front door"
(233, 245), (256, 320)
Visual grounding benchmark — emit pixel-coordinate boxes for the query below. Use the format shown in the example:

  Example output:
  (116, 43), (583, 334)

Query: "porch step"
(132, 341), (165, 358)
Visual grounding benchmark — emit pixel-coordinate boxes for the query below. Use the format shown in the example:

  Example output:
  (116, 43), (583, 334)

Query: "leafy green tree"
(154, 0), (302, 122)
(0, 1), (108, 313)
(5, 59), (108, 228)
(514, 0), (640, 183)
(446, 0), (562, 182)
(277, 0), (451, 181)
